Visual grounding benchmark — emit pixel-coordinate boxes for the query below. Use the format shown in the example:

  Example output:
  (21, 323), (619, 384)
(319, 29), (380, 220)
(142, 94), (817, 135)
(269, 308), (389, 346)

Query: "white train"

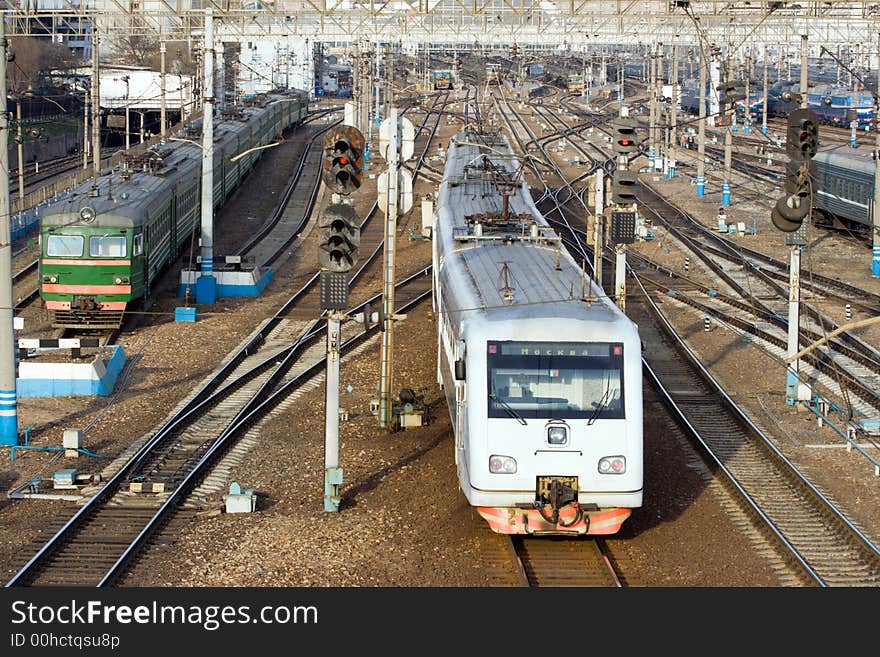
(432, 129), (643, 535)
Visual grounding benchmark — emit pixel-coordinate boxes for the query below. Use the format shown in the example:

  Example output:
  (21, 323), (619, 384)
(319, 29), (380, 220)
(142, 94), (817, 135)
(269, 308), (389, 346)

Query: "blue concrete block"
(196, 275), (217, 304)
(175, 307), (197, 322)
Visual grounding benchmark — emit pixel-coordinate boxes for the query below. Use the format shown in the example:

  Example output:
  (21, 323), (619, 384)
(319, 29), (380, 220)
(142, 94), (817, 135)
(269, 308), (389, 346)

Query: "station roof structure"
(5, 2), (880, 49)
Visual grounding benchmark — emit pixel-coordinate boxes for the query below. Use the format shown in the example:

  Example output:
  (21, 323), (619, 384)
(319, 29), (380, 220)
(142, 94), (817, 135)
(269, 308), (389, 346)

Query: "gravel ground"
(1, 94), (877, 587)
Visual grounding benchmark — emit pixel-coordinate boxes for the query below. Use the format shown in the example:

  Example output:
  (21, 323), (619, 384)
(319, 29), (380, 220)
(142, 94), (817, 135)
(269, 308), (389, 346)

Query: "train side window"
(133, 233), (143, 256)
(46, 235), (83, 257)
(90, 236), (127, 257)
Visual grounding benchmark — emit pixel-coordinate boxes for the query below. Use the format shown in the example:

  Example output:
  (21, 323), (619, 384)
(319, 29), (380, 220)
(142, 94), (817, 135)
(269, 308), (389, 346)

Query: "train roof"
(40, 92), (302, 229)
(814, 148), (876, 175)
(435, 130), (630, 334)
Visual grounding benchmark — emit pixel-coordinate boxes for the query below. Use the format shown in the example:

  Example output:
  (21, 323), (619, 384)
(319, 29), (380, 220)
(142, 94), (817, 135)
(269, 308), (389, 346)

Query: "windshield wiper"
(587, 381), (612, 426)
(489, 393), (528, 425)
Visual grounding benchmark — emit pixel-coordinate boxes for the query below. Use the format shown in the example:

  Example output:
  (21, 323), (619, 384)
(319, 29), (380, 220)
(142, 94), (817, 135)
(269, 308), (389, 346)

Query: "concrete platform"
(177, 266), (273, 299)
(17, 344), (127, 398)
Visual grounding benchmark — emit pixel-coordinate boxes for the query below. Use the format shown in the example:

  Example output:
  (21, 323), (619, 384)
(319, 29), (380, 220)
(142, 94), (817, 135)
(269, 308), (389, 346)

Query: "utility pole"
(16, 99), (24, 206)
(377, 108), (414, 430)
(91, 30), (100, 175)
(217, 43), (225, 111)
(196, 8), (216, 304)
(123, 75), (130, 151)
(762, 44), (769, 135)
(744, 52), (751, 135)
(0, 18), (19, 446)
(385, 44), (393, 109)
(352, 42), (360, 134)
(160, 40), (167, 138)
(851, 43), (859, 149)
(655, 45), (664, 174)
(379, 107), (400, 430)
(722, 56), (732, 207)
(648, 46), (656, 170)
(668, 43), (678, 178)
(593, 170), (604, 287)
(82, 88), (89, 169)
(697, 48), (707, 196)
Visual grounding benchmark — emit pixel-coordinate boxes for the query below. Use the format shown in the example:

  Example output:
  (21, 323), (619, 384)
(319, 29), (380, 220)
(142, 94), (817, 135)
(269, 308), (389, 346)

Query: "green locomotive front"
(40, 209), (145, 329)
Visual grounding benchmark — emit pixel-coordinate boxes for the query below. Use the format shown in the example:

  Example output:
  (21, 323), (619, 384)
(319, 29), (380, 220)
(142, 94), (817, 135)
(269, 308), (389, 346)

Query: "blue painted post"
(722, 182), (731, 206)
(696, 175), (705, 196)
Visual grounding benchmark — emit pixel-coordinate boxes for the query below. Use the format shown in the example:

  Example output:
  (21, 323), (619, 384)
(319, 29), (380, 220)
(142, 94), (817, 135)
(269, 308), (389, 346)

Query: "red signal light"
(620, 139), (632, 146)
(338, 156), (349, 165)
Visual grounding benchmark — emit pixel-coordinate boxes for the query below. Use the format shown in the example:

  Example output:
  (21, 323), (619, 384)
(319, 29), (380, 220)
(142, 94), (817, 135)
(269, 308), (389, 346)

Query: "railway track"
(494, 95), (880, 585)
(509, 537), (622, 587)
(629, 275), (880, 586)
(5, 91), (452, 588)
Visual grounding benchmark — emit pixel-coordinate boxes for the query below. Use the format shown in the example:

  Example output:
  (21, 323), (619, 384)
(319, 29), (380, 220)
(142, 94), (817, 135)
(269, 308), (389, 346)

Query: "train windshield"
(90, 236), (127, 257)
(46, 235), (84, 257)
(487, 341), (624, 420)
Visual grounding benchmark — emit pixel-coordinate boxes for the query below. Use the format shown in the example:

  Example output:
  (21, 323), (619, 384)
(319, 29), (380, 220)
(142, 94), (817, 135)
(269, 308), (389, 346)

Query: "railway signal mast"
(609, 113), (639, 312)
(773, 33), (815, 405)
(319, 125), (364, 512)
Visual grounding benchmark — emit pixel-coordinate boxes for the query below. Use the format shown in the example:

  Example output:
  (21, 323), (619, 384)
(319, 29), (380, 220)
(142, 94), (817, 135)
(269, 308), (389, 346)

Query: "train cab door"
(453, 339), (467, 465)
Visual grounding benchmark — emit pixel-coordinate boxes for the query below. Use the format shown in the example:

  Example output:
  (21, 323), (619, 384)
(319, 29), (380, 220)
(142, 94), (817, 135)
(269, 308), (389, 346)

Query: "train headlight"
(115, 277), (123, 284)
(79, 206), (96, 223)
(598, 456), (626, 475)
(48, 275), (57, 283)
(547, 425), (568, 445)
(489, 455), (517, 474)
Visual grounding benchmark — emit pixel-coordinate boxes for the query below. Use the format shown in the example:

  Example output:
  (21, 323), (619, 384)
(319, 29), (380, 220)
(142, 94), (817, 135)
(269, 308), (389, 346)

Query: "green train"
(39, 91), (308, 329)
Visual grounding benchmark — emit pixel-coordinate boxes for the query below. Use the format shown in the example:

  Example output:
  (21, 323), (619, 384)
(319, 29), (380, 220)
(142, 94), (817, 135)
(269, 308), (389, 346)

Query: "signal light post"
(609, 113), (639, 312)
(774, 34), (815, 405)
(696, 51), (707, 197)
(319, 126), (364, 512)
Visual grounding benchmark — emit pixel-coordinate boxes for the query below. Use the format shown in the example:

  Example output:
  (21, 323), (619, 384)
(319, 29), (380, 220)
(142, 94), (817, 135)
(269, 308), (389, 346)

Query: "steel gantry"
(4, 2), (880, 50)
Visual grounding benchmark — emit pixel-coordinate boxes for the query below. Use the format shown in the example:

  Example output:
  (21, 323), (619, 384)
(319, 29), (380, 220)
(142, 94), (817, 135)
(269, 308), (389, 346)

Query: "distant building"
(17, 0), (93, 62)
